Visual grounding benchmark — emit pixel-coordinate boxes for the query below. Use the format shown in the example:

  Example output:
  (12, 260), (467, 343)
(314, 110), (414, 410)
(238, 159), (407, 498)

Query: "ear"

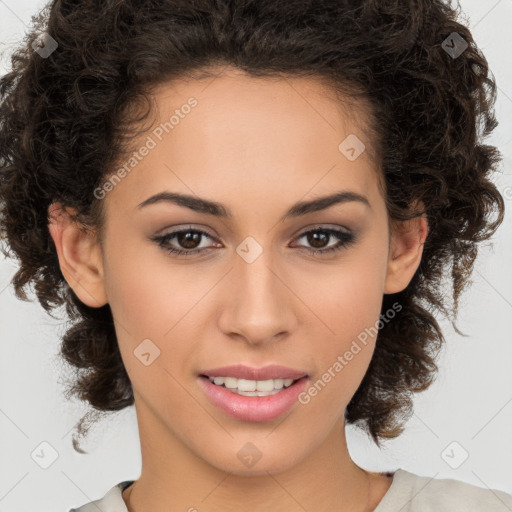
(384, 202), (429, 294)
(48, 202), (108, 308)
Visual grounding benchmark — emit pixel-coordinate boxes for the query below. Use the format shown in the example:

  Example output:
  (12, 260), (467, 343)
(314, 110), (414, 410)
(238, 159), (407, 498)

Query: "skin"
(48, 66), (428, 512)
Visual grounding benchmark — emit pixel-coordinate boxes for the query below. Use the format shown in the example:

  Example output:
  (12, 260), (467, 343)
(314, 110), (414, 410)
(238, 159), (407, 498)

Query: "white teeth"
(208, 376), (296, 393)
(235, 389), (282, 397)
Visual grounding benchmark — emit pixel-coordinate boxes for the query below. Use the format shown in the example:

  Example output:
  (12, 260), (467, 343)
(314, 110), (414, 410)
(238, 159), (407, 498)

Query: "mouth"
(199, 374), (306, 396)
(198, 363), (308, 382)
(197, 374), (310, 422)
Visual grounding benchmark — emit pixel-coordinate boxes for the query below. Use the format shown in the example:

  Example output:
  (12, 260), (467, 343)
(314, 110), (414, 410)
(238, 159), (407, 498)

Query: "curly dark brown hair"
(0, 0), (504, 453)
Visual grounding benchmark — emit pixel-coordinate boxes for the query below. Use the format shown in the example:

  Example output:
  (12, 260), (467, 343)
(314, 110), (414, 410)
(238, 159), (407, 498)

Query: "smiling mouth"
(197, 373), (310, 421)
(199, 374), (305, 396)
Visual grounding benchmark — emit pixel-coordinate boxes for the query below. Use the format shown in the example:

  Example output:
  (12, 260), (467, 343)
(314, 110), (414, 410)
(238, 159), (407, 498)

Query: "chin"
(200, 440), (305, 477)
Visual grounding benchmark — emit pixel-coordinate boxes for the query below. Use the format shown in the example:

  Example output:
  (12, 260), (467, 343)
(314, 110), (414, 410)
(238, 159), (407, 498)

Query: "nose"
(217, 247), (297, 346)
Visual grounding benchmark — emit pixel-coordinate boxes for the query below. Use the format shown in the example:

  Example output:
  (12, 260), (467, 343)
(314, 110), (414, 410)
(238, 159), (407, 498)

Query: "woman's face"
(50, 67), (426, 475)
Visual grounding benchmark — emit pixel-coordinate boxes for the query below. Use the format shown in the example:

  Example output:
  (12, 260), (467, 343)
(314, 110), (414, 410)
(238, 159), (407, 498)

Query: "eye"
(150, 225), (356, 257)
(292, 227), (356, 255)
(151, 227), (218, 257)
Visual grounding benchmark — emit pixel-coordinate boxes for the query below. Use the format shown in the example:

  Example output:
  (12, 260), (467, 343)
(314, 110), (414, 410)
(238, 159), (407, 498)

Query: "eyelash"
(151, 226), (356, 258)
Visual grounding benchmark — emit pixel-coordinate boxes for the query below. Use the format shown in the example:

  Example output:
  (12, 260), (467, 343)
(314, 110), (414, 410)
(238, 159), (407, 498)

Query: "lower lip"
(198, 375), (309, 422)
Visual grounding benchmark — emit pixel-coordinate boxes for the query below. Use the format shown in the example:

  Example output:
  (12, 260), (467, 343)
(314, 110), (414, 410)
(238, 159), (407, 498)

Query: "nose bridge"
(220, 238), (293, 343)
(236, 238), (283, 311)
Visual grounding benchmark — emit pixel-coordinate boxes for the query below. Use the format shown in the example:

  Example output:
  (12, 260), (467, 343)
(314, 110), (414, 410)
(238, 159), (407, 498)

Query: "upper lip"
(199, 364), (308, 381)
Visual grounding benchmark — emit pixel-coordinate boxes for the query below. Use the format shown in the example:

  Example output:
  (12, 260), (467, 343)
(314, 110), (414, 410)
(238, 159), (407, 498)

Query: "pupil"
(179, 231), (200, 248)
(309, 231), (328, 248)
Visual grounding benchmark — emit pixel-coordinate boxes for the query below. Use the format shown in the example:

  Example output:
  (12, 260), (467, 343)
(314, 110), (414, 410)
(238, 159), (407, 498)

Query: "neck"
(123, 394), (381, 512)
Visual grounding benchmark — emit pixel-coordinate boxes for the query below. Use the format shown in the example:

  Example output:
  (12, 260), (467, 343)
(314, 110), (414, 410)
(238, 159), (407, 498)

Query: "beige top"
(69, 468), (512, 511)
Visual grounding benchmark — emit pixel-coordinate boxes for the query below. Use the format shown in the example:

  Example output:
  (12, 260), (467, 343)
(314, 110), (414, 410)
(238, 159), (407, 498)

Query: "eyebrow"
(137, 190), (371, 222)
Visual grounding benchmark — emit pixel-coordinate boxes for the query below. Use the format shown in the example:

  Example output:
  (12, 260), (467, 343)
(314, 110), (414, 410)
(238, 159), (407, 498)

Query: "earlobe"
(384, 207), (429, 295)
(48, 202), (108, 308)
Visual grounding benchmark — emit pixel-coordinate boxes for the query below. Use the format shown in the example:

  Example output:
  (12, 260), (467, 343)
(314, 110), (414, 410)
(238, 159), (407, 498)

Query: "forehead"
(105, 68), (383, 214)
(146, 67), (374, 157)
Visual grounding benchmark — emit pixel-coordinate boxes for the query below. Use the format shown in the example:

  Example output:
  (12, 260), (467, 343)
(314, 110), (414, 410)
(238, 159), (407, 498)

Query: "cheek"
(101, 238), (212, 384)
(313, 288), (380, 380)
(302, 248), (388, 401)
(101, 248), (197, 407)
(300, 290), (380, 421)
(310, 249), (388, 335)
(102, 234), (201, 334)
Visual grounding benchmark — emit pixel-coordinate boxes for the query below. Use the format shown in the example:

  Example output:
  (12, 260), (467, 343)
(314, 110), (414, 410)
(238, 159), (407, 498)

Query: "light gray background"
(0, 1), (511, 511)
